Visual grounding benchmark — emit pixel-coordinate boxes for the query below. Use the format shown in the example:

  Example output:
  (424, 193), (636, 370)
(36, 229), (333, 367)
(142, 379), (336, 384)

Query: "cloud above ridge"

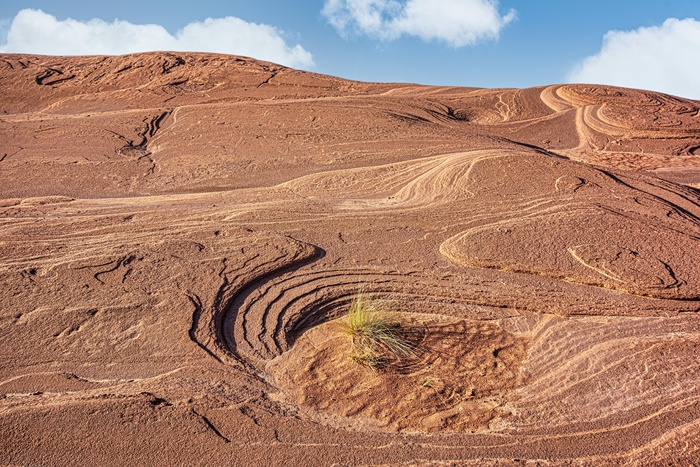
(569, 18), (700, 100)
(0, 9), (314, 69)
(322, 0), (516, 47)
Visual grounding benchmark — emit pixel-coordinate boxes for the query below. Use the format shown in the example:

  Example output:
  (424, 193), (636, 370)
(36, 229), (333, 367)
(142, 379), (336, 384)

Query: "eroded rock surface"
(1, 52), (699, 465)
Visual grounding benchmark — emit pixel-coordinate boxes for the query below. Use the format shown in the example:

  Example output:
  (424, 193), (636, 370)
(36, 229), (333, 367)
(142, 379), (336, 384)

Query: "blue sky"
(1, 1), (699, 99)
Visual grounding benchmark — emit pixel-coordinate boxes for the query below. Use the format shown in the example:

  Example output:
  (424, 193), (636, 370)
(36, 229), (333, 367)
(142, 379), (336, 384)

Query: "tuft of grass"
(349, 347), (382, 370)
(421, 376), (441, 389)
(340, 293), (415, 369)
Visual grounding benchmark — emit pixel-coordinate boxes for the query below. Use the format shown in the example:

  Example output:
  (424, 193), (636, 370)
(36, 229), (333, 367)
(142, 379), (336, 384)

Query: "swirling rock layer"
(1, 52), (700, 465)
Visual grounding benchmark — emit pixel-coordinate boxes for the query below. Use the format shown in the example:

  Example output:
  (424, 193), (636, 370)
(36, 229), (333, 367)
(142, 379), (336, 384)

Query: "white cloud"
(322, 0), (515, 47)
(0, 9), (314, 69)
(569, 18), (700, 100)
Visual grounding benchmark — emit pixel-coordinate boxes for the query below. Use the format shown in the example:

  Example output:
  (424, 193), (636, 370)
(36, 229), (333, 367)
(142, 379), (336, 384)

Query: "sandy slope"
(1, 52), (699, 465)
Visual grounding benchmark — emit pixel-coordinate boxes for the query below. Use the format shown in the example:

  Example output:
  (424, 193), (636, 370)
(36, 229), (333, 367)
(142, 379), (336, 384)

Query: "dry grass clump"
(339, 293), (415, 369)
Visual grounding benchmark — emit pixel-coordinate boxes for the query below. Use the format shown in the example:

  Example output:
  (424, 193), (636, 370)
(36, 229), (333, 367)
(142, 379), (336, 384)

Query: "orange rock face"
(1, 52), (699, 465)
